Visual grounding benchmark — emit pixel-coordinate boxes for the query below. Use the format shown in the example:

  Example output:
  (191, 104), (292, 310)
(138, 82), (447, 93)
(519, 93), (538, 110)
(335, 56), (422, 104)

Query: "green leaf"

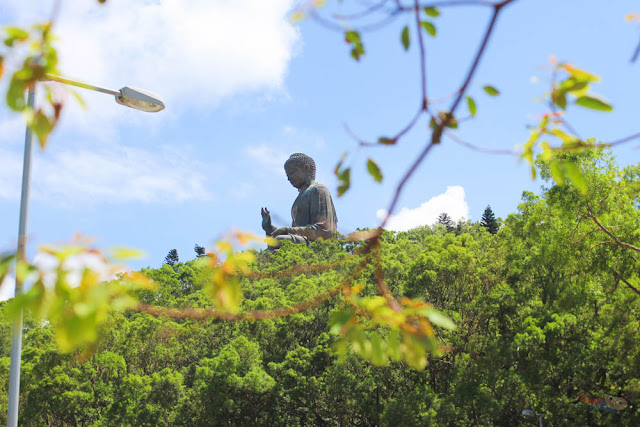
(3, 27), (29, 47)
(438, 111), (458, 129)
(419, 21), (436, 37)
(565, 162), (587, 194)
(559, 78), (589, 93)
(423, 309), (456, 330)
(351, 45), (365, 61)
(0, 253), (15, 287)
(5, 27), (29, 40)
(483, 85), (500, 96)
(337, 167), (351, 197)
(565, 65), (600, 83)
(423, 7), (440, 17)
(401, 26), (410, 50)
(334, 151), (347, 175)
(70, 89), (87, 110)
(387, 329), (401, 361)
(366, 158), (383, 183)
(370, 332), (387, 366)
(111, 294), (138, 311)
(466, 96), (477, 117)
(403, 334), (427, 370)
(345, 30), (360, 44)
(110, 247), (146, 261)
(15, 260), (37, 283)
(5, 280), (45, 320)
(7, 76), (27, 111)
(551, 88), (567, 110)
(378, 136), (397, 145)
(345, 30), (365, 61)
(329, 308), (353, 335)
(548, 160), (565, 186)
(29, 109), (55, 149)
(575, 95), (613, 112)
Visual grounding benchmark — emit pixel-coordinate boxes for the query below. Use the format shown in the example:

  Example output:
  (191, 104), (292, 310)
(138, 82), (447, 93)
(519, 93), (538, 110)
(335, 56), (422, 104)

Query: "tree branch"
(611, 268), (640, 298)
(414, 0), (428, 109)
(380, 1), (514, 227)
(445, 130), (519, 155)
(587, 206), (640, 254)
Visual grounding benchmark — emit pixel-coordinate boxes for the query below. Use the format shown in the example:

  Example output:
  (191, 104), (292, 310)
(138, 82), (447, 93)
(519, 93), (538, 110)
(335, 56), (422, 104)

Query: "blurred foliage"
(1, 22), (63, 148)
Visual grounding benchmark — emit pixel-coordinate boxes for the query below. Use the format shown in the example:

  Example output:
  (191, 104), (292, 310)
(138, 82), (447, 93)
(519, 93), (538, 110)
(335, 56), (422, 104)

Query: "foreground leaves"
(4, 241), (151, 352)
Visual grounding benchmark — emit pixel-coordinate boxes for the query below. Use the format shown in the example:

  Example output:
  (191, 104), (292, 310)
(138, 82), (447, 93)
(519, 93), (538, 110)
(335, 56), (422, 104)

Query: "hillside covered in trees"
(1, 150), (639, 425)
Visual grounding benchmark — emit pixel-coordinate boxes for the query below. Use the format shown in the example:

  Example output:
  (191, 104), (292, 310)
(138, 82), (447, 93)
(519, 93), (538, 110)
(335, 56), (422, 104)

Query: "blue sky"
(0, 0), (639, 292)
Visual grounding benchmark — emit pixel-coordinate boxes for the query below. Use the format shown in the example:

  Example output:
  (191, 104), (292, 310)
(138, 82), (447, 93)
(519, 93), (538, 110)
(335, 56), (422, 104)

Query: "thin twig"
(631, 34), (640, 63)
(606, 131), (640, 147)
(48, 0), (63, 31)
(310, 8), (402, 33)
(345, 107), (422, 146)
(443, 0), (515, 129)
(397, 0), (498, 11)
(559, 118), (582, 141)
(380, 1), (515, 226)
(333, 0), (391, 20)
(445, 130), (519, 155)
(414, 0), (428, 109)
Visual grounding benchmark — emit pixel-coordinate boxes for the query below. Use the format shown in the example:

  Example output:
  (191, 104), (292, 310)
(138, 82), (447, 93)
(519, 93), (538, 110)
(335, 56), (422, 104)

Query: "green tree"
(164, 249), (179, 266)
(436, 212), (455, 233)
(480, 205), (500, 234)
(194, 244), (205, 258)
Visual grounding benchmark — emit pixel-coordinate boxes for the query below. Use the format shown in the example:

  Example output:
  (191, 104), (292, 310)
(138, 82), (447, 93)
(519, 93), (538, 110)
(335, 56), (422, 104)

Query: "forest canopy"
(1, 149), (638, 425)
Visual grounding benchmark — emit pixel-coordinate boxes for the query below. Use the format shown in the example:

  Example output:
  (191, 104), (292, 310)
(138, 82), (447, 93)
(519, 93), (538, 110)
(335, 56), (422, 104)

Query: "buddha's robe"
(286, 183), (337, 242)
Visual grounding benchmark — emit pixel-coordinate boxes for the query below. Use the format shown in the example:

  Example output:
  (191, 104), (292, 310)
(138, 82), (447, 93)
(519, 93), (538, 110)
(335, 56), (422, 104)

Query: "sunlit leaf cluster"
(521, 59), (615, 193)
(1, 241), (152, 352)
(2, 23), (65, 148)
(330, 285), (454, 370)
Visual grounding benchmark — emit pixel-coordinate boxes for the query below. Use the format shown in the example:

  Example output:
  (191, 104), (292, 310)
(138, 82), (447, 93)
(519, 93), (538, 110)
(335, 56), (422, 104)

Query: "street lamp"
(522, 409), (543, 427)
(6, 74), (164, 427)
(45, 74), (165, 112)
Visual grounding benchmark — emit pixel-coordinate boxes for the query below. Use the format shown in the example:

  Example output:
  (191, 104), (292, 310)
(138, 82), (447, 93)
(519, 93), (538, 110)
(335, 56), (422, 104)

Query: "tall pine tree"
(436, 212), (455, 233)
(480, 205), (499, 234)
(164, 249), (179, 266)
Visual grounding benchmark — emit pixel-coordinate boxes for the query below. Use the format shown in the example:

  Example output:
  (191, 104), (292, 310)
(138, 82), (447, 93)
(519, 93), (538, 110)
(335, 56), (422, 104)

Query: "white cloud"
(2, 0), (300, 133)
(377, 186), (469, 232)
(246, 144), (289, 176)
(230, 182), (255, 199)
(0, 145), (212, 205)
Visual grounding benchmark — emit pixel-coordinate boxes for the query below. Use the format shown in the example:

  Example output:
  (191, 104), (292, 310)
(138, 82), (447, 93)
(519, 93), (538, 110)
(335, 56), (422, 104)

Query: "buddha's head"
(284, 153), (316, 189)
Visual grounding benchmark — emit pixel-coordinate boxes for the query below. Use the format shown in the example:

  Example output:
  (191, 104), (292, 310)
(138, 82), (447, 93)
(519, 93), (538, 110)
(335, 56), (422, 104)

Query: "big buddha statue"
(261, 153), (337, 245)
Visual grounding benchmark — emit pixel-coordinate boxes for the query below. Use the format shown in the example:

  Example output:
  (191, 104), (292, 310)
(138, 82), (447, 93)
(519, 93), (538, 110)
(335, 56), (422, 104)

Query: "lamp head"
(115, 86), (165, 112)
(522, 409), (535, 416)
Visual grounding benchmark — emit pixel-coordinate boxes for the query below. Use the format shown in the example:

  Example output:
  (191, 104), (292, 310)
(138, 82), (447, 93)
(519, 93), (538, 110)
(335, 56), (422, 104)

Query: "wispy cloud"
(0, 146), (212, 205)
(377, 186), (469, 232)
(245, 144), (290, 176)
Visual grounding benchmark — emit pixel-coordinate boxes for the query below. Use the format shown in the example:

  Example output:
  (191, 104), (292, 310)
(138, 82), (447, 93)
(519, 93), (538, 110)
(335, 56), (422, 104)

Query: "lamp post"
(522, 409), (543, 427)
(6, 75), (164, 427)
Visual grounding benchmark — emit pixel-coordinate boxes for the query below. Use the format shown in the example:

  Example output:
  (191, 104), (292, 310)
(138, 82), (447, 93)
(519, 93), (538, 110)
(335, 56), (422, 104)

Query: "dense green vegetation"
(1, 150), (639, 425)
